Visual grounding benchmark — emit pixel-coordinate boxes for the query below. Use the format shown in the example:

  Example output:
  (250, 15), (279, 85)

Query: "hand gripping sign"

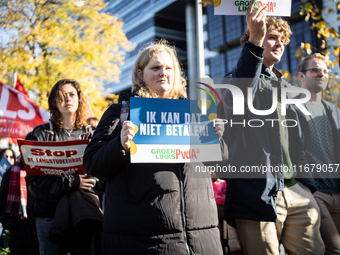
(18, 140), (89, 176)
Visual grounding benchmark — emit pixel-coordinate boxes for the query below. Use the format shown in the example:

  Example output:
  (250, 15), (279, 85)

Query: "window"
(206, 4), (225, 50)
(121, 1), (151, 23)
(225, 16), (244, 43)
(111, 1), (130, 14)
(226, 46), (241, 71)
(288, 21), (313, 76)
(209, 53), (226, 79)
(126, 19), (154, 39)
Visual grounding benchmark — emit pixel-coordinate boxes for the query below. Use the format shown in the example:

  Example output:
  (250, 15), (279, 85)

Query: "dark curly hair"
(48, 79), (88, 131)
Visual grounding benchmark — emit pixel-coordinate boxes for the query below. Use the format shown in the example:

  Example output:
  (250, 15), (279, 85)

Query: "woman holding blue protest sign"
(27, 79), (100, 255)
(84, 39), (225, 255)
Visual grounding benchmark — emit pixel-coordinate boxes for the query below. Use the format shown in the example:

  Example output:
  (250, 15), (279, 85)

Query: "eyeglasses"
(302, 68), (331, 75)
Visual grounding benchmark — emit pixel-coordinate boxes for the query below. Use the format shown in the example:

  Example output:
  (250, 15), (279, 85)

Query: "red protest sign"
(18, 139), (89, 176)
(0, 83), (50, 139)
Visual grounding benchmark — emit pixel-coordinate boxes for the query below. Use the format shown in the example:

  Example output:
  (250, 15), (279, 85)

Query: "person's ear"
(137, 69), (142, 79)
(297, 71), (305, 79)
(297, 71), (305, 86)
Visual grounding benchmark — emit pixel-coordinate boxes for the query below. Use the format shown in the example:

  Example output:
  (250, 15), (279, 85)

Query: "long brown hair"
(48, 79), (87, 131)
(131, 39), (187, 99)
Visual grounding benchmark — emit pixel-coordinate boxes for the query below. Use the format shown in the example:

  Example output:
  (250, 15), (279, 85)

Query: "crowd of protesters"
(0, 0), (339, 254)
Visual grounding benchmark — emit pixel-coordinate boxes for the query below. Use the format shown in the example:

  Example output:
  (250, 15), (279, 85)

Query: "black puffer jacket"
(83, 89), (223, 255)
(27, 123), (93, 218)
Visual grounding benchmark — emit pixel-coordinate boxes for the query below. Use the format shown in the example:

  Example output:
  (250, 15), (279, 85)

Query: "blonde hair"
(298, 53), (328, 73)
(131, 39), (187, 99)
(240, 16), (292, 46)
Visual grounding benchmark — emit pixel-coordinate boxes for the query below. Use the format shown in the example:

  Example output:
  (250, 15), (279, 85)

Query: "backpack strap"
(43, 121), (54, 135)
(120, 101), (130, 126)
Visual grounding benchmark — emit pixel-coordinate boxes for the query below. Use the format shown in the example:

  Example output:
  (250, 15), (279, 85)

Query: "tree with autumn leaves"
(297, 0), (339, 66)
(0, 0), (133, 117)
(296, 0), (340, 106)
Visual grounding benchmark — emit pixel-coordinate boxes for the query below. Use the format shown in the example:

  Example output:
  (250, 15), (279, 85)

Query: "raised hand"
(246, 0), (267, 47)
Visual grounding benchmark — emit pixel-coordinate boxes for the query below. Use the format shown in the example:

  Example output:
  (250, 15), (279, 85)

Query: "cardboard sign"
(18, 140), (89, 176)
(130, 98), (222, 163)
(214, 0), (291, 16)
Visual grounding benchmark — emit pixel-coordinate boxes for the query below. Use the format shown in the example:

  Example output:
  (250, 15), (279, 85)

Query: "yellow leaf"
(322, 29), (330, 38)
(329, 28), (338, 38)
(299, 8), (305, 16)
(213, 0), (221, 7)
(295, 49), (301, 58)
(317, 21), (327, 29)
(321, 40), (326, 49)
(322, 50), (330, 56)
(300, 42), (305, 49)
(305, 43), (312, 55)
(305, 3), (314, 10)
(200, 0), (212, 7)
(335, 47), (340, 56)
(328, 8), (334, 13)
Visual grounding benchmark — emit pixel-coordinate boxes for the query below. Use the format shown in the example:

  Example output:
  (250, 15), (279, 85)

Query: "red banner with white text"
(18, 140), (89, 176)
(0, 83), (50, 139)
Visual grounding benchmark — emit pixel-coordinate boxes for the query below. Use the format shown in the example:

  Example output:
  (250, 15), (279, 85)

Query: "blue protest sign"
(0, 155), (12, 178)
(130, 98), (222, 163)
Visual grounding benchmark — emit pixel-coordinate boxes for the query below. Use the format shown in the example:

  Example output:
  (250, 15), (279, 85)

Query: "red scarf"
(5, 159), (28, 218)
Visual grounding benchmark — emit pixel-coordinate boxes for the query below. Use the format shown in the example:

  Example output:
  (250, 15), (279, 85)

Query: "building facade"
(204, 0), (326, 80)
(107, 0), (338, 93)
(104, 0), (187, 94)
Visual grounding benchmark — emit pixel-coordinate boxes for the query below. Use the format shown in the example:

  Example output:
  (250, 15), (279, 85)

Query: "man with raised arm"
(218, 0), (325, 254)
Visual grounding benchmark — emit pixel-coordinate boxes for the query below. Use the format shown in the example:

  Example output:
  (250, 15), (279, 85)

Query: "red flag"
(7, 137), (18, 145)
(0, 83), (50, 139)
(14, 75), (29, 97)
